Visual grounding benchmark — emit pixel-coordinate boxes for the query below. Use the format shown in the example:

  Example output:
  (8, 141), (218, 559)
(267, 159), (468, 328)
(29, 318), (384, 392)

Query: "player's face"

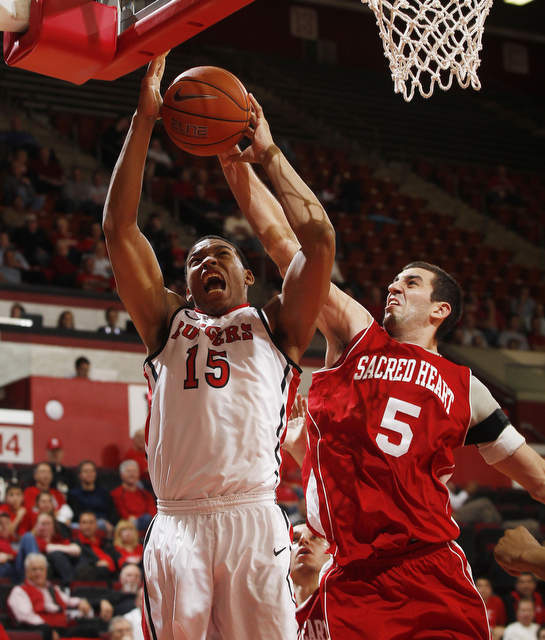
(291, 524), (330, 577)
(383, 268), (444, 339)
(185, 238), (254, 317)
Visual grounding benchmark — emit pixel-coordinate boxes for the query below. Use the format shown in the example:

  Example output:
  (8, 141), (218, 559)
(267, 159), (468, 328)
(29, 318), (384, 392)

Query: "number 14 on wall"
(0, 426), (33, 463)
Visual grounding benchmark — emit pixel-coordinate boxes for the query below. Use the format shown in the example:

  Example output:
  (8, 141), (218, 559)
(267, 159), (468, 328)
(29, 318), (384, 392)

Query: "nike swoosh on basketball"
(273, 546), (287, 556)
(173, 91), (218, 102)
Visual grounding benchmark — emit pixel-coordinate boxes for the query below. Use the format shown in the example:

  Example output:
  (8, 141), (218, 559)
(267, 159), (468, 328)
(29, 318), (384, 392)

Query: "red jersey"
(23, 486), (65, 512)
(484, 594), (506, 627)
(296, 590), (328, 640)
(305, 321), (472, 565)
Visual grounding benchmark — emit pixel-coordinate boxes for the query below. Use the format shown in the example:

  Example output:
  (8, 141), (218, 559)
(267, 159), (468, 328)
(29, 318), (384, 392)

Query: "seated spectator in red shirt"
(0, 483), (32, 539)
(8, 552), (99, 640)
(507, 572), (545, 625)
(72, 511), (117, 582)
(24, 462), (72, 524)
(122, 429), (149, 486)
(110, 460), (156, 532)
(28, 491), (72, 537)
(476, 576), (506, 638)
(113, 520), (143, 570)
(0, 512), (16, 579)
(16, 512), (81, 586)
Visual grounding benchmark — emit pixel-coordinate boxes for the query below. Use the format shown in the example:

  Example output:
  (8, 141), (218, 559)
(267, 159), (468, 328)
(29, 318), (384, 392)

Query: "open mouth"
(203, 272), (226, 293)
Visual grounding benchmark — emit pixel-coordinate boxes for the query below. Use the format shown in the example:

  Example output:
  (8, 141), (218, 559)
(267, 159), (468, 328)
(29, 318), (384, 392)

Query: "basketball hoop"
(362, 0), (494, 102)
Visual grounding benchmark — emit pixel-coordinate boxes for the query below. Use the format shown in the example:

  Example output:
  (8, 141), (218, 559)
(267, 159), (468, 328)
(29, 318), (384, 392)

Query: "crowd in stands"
(1, 111), (544, 353)
(0, 434), (152, 638)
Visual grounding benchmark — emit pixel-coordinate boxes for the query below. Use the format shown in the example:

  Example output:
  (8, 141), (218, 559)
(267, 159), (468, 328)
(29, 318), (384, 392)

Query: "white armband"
(477, 425), (525, 465)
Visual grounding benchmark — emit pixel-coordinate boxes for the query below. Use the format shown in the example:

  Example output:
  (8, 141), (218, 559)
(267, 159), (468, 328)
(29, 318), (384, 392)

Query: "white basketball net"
(363, 0), (494, 102)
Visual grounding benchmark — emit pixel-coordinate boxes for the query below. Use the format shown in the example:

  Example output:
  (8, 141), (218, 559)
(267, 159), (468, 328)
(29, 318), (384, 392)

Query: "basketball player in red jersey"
(103, 55), (334, 640)
(291, 521), (330, 640)
(220, 135), (545, 639)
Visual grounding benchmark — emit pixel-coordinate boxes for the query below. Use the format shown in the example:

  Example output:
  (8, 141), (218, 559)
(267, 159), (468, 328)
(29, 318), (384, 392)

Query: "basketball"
(160, 66), (251, 156)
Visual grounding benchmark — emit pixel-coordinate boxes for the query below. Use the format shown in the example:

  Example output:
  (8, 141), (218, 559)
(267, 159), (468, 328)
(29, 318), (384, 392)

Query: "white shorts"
(142, 491), (298, 640)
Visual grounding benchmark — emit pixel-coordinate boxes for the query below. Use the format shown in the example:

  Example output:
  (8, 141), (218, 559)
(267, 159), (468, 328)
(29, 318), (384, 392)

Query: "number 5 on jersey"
(376, 397), (421, 457)
(184, 346), (230, 389)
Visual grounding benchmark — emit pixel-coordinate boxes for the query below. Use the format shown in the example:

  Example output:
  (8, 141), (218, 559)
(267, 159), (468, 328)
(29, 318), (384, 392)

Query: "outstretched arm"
(103, 54), (180, 353)
(226, 95), (335, 363)
(220, 99), (371, 364)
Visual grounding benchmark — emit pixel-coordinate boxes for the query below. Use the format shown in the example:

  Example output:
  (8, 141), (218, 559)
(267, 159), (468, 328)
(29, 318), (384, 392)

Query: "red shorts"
(321, 541), (490, 640)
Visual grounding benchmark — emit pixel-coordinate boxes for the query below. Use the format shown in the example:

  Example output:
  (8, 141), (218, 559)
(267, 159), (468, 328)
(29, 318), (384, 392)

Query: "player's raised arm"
(219, 98), (372, 364)
(232, 95), (335, 362)
(103, 54), (177, 353)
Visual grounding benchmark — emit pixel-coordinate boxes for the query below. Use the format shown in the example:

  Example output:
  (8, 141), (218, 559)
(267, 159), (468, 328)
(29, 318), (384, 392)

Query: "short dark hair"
(185, 235), (249, 276)
(78, 459), (97, 474)
(75, 356), (90, 368)
(403, 261), (463, 340)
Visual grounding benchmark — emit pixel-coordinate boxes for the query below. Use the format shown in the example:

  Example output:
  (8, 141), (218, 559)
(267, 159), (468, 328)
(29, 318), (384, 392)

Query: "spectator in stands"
(123, 587), (144, 640)
(498, 314), (530, 351)
(506, 573), (545, 625)
(534, 303), (545, 336)
(77, 221), (104, 254)
(68, 460), (116, 535)
(90, 240), (112, 280)
(74, 356), (91, 379)
(180, 182), (222, 237)
(0, 230), (30, 269)
(112, 520), (143, 570)
(45, 437), (76, 496)
(98, 306), (123, 336)
(528, 316), (545, 351)
(0, 247), (24, 284)
(59, 166), (93, 214)
(121, 429), (148, 484)
(510, 287), (536, 332)
(503, 598), (539, 640)
(539, 626), (545, 640)
(8, 552), (99, 640)
(13, 213), (52, 267)
(478, 296), (504, 347)
(97, 564), (143, 617)
(85, 170), (109, 219)
(448, 481), (502, 525)
(0, 483), (32, 539)
(30, 146), (64, 194)
(24, 463), (71, 522)
(0, 512), (16, 578)
(458, 312), (489, 347)
(146, 137), (173, 176)
(72, 511), (117, 582)
(109, 615), (135, 640)
(16, 512), (81, 586)
(223, 207), (259, 253)
(110, 460), (156, 532)
(49, 239), (79, 288)
(2, 160), (45, 211)
(76, 254), (111, 292)
(0, 114), (38, 151)
(475, 576), (506, 639)
(57, 310), (76, 330)
(29, 492), (72, 535)
(10, 302), (26, 318)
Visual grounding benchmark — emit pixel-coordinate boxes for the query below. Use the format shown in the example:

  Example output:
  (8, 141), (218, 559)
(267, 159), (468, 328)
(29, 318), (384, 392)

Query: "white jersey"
(143, 304), (301, 501)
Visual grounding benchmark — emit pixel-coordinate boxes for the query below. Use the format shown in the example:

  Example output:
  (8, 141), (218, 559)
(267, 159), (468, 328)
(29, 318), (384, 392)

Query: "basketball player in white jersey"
(220, 136), (545, 638)
(102, 55), (335, 640)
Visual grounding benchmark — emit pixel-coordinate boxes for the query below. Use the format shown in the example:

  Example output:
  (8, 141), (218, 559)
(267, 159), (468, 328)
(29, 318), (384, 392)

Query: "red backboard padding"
(3, 0), (118, 85)
(4, 0), (255, 84)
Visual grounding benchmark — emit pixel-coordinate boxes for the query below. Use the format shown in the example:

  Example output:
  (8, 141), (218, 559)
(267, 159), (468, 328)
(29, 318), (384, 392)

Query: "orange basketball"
(160, 66), (250, 156)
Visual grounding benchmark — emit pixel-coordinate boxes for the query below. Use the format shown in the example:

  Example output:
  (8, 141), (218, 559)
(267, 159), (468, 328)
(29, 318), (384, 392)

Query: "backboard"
(3, 0), (255, 84)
